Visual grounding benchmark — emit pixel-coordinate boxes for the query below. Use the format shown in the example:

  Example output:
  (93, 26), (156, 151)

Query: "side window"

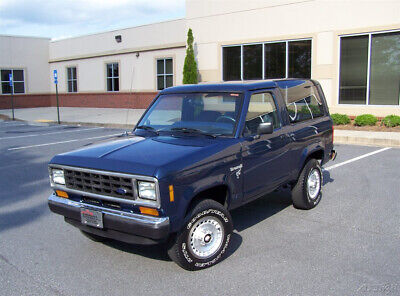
(280, 81), (325, 123)
(244, 92), (280, 135)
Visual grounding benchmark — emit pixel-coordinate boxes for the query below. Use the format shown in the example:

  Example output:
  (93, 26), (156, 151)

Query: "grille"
(64, 169), (135, 200)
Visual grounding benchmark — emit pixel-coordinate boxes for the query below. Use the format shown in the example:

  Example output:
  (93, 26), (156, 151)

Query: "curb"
(334, 136), (400, 148)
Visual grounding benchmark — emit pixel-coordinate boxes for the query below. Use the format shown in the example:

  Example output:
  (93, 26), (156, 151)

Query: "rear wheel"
(291, 158), (323, 210)
(167, 199), (233, 270)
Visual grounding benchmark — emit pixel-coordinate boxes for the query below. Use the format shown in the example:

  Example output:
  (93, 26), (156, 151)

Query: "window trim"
(1, 68), (25, 94)
(337, 29), (400, 107)
(156, 58), (174, 90)
(222, 38), (312, 81)
(66, 66), (78, 93)
(106, 62), (119, 92)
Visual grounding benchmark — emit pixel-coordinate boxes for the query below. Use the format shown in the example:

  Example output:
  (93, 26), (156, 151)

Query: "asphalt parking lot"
(0, 121), (399, 296)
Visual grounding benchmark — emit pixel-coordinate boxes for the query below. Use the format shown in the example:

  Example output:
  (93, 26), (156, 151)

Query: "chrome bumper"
(48, 193), (170, 244)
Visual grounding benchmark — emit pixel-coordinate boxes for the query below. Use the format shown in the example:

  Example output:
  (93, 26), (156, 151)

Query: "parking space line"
(324, 147), (391, 171)
(8, 133), (122, 151)
(0, 127), (104, 140)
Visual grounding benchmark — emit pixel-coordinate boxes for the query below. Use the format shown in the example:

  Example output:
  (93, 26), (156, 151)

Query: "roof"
(160, 79), (315, 94)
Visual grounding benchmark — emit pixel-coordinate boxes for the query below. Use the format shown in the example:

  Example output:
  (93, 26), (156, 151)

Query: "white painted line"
(8, 133), (122, 151)
(324, 147), (391, 171)
(0, 122), (26, 127)
(0, 127), (104, 140)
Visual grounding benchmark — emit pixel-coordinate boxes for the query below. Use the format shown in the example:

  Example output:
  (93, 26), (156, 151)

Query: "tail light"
(332, 126), (334, 143)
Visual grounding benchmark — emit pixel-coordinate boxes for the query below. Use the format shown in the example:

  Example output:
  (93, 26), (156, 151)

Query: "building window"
(157, 58), (173, 90)
(223, 39), (311, 81)
(1, 69), (25, 94)
(339, 31), (400, 105)
(67, 67), (77, 93)
(106, 63), (119, 92)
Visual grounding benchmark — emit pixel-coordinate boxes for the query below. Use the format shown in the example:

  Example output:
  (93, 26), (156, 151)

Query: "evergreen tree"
(183, 28), (198, 84)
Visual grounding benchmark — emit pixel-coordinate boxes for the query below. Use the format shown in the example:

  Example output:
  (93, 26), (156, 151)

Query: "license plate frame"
(80, 208), (103, 229)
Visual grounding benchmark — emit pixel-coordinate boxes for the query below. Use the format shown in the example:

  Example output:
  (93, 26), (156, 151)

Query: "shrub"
(354, 114), (378, 126)
(182, 28), (198, 84)
(382, 115), (400, 127)
(331, 113), (351, 125)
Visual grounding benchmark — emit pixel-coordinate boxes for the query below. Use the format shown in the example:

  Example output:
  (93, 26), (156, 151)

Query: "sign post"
(54, 70), (60, 124)
(9, 74), (15, 121)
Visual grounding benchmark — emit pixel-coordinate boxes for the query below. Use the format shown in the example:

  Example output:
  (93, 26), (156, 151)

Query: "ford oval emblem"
(116, 187), (127, 195)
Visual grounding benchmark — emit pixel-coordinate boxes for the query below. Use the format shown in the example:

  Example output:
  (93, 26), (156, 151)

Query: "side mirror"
(257, 122), (273, 135)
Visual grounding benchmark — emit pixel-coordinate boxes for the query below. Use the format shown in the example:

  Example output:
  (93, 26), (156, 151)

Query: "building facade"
(1, 0), (400, 116)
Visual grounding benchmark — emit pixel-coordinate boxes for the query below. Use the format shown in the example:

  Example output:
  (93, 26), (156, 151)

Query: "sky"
(0, 0), (186, 40)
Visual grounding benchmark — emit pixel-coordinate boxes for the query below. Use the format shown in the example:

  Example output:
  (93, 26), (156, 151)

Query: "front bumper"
(48, 193), (170, 245)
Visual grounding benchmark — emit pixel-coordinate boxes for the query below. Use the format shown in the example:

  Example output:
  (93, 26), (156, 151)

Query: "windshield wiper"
(170, 127), (218, 138)
(136, 125), (159, 135)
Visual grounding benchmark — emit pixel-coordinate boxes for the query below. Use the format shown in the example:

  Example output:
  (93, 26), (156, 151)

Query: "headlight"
(51, 169), (65, 185)
(137, 181), (156, 200)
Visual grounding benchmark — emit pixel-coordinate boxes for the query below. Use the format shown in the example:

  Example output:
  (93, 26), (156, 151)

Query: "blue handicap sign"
(9, 74), (13, 86)
(53, 70), (58, 84)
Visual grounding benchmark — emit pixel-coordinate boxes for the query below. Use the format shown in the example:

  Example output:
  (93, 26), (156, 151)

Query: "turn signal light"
(55, 190), (69, 198)
(169, 185), (174, 202)
(139, 207), (159, 216)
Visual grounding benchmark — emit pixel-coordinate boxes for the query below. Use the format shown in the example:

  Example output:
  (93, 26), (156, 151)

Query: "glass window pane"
(107, 78), (113, 91)
(107, 64), (112, 78)
(2, 82), (11, 94)
(13, 70), (23, 81)
(288, 40), (311, 78)
(223, 46), (241, 81)
(265, 42), (286, 79)
(73, 80), (77, 92)
(166, 75), (173, 88)
(113, 64), (118, 77)
(68, 81), (73, 93)
(369, 32), (400, 105)
(113, 78), (119, 91)
(243, 44), (262, 80)
(157, 60), (164, 74)
(1, 70), (11, 82)
(72, 67), (77, 79)
(14, 82), (24, 93)
(165, 59), (173, 74)
(67, 68), (71, 80)
(339, 36), (368, 104)
(157, 76), (164, 90)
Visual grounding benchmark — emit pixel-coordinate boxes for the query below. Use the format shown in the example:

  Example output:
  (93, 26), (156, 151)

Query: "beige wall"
(186, 0), (400, 116)
(49, 48), (186, 93)
(0, 35), (50, 94)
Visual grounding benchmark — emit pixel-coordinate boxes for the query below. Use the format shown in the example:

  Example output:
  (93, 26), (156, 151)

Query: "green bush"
(331, 113), (351, 125)
(354, 114), (378, 126)
(382, 115), (400, 127)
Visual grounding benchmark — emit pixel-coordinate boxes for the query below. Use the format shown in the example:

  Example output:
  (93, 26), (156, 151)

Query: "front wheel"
(291, 158), (323, 210)
(167, 199), (233, 270)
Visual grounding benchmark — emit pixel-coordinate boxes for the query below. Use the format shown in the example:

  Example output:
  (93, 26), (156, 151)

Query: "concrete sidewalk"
(1, 107), (400, 147)
(0, 107), (145, 128)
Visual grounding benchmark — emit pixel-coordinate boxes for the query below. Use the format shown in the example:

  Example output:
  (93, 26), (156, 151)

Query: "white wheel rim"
(188, 216), (224, 259)
(307, 168), (321, 200)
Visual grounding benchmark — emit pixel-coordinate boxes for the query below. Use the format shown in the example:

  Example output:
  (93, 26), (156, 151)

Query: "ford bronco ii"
(48, 79), (336, 270)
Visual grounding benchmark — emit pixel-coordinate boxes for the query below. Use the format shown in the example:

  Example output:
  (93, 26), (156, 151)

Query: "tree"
(183, 28), (198, 84)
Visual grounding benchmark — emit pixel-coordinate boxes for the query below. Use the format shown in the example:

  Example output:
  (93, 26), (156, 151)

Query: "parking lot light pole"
(53, 70), (60, 124)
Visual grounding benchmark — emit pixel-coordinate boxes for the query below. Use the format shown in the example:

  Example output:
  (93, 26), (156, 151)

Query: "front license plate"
(81, 208), (103, 229)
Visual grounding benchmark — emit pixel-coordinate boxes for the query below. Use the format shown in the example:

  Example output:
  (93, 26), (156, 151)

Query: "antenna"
(124, 60), (135, 131)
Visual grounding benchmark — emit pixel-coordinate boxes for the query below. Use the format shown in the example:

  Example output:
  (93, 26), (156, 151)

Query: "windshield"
(137, 92), (243, 136)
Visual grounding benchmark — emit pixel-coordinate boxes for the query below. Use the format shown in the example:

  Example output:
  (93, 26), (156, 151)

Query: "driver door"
(241, 91), (291, 200)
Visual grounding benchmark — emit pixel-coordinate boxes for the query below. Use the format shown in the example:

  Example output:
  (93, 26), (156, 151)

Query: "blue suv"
(48, 79), (336, 270)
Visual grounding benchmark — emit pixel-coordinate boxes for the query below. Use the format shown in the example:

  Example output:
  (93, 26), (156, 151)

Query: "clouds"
(0, 0), (185, 39)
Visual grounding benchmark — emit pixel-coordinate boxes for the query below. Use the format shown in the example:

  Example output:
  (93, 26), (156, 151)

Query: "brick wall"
(0, 92), (158, 109)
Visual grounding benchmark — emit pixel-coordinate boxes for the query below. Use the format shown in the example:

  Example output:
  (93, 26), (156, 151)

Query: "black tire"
(167, 199), (233, 271)
(291, 158), (323, 210)
(80, 230), (108, 242)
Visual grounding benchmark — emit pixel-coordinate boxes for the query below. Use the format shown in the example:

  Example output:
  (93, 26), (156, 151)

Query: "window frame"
(1, 69), (25, 94)
(156, 58), (174, 90)
(66, 66), (78, 93)
(222, 38), (312, 81)
(106, 62), (119, 92)
(338, 29), (400, 107)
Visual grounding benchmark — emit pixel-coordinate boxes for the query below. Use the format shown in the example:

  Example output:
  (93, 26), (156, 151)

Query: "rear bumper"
(48, 193), (170, 245)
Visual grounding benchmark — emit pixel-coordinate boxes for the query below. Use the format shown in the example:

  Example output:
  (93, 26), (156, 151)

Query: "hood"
(50, 135), (232, 178)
